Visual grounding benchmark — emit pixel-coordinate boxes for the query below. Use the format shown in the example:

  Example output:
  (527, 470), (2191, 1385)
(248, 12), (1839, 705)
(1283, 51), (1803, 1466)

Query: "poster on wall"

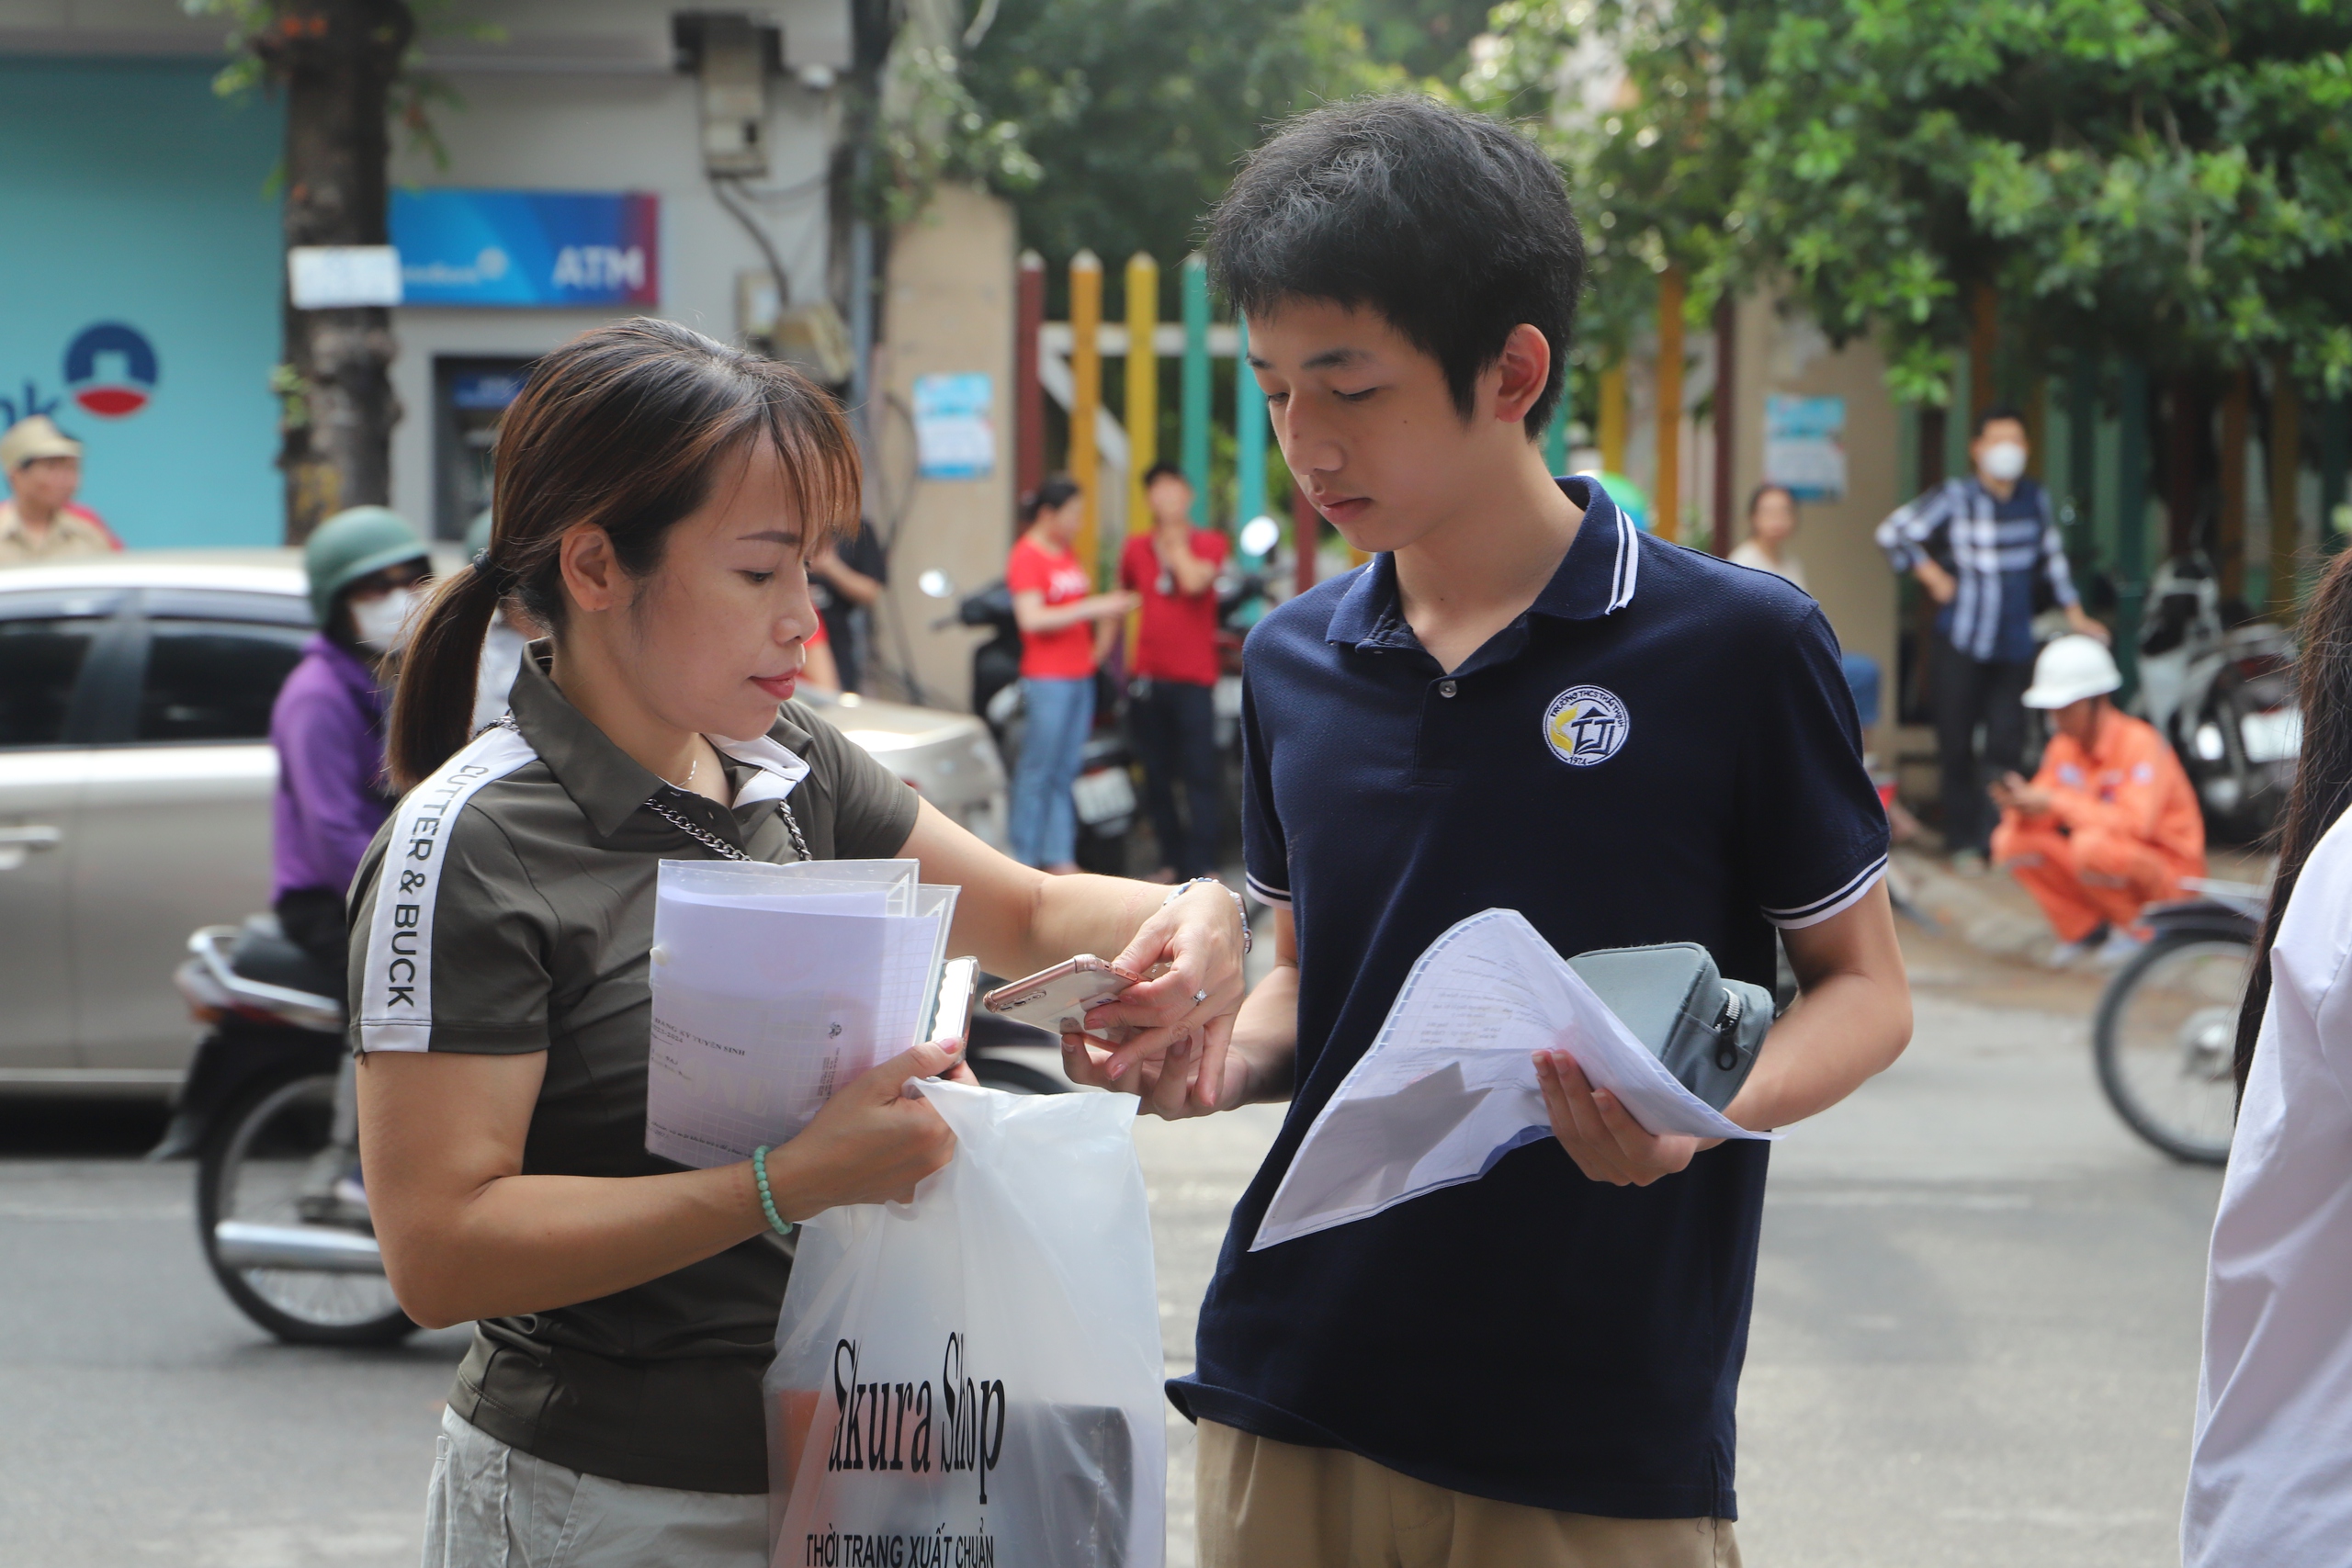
(912, 373), (995, 479)
(392, 190), (660, 308)
(1764, 394), (1847, 501)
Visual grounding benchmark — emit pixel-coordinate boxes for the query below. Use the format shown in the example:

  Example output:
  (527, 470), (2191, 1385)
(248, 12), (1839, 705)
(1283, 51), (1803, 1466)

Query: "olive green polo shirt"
(346, 649), (920, 1494)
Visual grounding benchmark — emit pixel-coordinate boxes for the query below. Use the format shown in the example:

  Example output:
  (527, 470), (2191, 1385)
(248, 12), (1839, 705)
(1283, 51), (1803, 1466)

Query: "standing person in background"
(1875, 406), (2109, 875)
(272, 506), (434, 974)
(2186, 547), (2352, 1565)
(1122, 461), (1230, 882)
(1006, 476), (1138, 873)
(1729, 482), (1806, 593)
(808, 517), (887, 691)
(0, 415), (121, 565)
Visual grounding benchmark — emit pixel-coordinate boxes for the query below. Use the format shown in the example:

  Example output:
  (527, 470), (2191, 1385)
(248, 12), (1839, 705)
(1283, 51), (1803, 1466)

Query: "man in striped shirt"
(1877, 406), (2110, 873)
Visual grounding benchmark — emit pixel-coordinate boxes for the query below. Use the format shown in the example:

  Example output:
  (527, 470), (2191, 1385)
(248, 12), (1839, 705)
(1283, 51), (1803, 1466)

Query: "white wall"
(379, 2), (842, 532)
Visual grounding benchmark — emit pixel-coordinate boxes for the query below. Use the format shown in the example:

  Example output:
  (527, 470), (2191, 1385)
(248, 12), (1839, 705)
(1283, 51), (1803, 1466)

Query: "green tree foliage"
(959, 0), (1429, 306)
(1471, 0), (2352, 400)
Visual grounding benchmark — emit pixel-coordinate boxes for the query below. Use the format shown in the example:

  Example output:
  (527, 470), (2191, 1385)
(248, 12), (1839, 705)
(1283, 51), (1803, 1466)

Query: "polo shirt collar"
(507, 643), (811, 838)
(1327, 476), (1639, 650)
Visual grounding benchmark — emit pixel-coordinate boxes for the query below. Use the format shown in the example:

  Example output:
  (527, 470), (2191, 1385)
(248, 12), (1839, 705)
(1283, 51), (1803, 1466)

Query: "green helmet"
(304, 506), (428, 626)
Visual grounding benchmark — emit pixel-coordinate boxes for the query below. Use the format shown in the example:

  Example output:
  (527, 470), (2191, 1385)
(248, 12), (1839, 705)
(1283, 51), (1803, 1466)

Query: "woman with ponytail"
(2185, 547), (2352, 1564)
(351, 320), (1249, 1566)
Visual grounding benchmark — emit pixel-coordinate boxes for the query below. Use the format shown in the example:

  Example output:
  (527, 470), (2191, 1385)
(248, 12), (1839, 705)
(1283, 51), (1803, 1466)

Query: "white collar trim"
(713, 731), (812, 807)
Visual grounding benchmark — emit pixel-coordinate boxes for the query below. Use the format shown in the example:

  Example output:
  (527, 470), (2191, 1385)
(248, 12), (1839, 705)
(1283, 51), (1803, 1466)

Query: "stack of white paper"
(644, 859), (959, 1169)
(1251, 908), (1774, 1251)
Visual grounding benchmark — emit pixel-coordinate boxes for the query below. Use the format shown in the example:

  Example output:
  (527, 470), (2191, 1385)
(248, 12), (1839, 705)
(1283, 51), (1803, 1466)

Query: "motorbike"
(2089, 879), (2263, 1165)
(153, 915), (413, 1346)
(2133, 554), (2300, 840)
(153, 908), (1071, 1349)
(933, 576), (1139, 876)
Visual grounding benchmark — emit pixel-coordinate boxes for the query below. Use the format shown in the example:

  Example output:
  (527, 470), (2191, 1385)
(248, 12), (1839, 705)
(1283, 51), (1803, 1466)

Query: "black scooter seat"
(229, 913), (343, 998)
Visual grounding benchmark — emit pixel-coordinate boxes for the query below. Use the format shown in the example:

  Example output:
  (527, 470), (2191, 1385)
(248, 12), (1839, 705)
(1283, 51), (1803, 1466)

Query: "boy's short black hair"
(1973, 403), (2028, 438)
(1206, 96), (1583, 438)
(1142, 460), (1190, 488)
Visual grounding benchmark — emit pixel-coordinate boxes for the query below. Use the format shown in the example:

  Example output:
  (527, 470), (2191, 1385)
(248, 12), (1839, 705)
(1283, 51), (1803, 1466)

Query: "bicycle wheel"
(197, 1071), (416, 1347)
(2092, 933), (2247, 1165)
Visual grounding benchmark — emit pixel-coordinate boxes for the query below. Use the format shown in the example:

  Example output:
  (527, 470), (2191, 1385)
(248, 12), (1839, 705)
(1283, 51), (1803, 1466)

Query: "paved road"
(0, 926), (2218, 1566)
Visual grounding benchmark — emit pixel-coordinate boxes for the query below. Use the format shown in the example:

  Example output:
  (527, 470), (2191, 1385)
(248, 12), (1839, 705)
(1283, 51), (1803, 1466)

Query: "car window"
(135, 620), (312, 742)
(0, 617), (106, 748)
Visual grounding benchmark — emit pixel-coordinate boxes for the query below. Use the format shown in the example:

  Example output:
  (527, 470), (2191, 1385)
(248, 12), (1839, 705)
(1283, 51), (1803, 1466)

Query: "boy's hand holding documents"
(1252, 908), (1773, 1251)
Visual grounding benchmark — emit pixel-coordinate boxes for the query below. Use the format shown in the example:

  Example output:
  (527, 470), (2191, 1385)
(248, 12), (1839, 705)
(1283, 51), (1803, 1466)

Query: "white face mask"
(1981, 441), (2029, 482)
(350, 586), (416, 654)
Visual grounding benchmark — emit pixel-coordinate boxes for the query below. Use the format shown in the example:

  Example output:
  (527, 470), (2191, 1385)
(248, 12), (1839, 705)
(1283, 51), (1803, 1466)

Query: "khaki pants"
(1197, 1421), (1741, 1568)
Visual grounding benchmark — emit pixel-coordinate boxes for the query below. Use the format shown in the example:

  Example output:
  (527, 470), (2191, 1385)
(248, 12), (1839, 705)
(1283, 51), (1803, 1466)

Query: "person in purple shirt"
(272, 507), (434, 973)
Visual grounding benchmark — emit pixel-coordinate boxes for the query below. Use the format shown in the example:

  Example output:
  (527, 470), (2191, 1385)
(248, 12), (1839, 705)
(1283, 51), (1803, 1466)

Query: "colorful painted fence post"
(1125, 251), (1160, 560)
(1236, 314), (1267, 544)
(1069, 250), (1102, 583)
(1182, 254), (1211, 525)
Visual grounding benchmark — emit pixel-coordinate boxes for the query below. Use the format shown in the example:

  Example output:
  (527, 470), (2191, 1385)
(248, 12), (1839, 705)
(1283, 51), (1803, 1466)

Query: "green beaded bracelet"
(751, 1145), (796, 1236)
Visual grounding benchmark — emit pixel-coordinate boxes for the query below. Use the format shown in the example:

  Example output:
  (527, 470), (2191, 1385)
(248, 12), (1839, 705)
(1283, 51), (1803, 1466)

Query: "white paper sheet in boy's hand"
(1251, 908), (1773, 1251)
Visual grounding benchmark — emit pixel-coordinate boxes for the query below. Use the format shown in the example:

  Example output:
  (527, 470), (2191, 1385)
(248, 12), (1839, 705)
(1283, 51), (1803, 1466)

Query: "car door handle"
(0, 825), (63, 870)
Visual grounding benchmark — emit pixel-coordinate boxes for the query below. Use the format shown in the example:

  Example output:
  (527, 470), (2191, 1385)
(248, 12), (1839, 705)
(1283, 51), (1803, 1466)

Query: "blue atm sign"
(392, 189), (660, 308)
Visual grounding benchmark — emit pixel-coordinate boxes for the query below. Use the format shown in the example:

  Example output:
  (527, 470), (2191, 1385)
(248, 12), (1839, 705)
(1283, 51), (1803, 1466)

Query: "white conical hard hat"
(2022, 634), (2121, 709)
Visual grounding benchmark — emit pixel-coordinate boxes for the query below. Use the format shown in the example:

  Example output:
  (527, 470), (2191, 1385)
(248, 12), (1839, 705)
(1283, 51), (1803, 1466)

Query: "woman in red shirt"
(1005, 476), (1138, 871)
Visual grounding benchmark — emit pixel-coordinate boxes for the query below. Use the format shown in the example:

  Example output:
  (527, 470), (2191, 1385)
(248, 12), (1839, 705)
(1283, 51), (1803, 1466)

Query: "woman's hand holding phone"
(1066, 880), (1250, 1111)
(763, 1040), (969, 1216)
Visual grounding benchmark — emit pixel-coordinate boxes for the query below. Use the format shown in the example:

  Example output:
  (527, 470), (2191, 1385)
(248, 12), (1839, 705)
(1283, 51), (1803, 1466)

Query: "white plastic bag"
(764, 1080), (1165, 1568)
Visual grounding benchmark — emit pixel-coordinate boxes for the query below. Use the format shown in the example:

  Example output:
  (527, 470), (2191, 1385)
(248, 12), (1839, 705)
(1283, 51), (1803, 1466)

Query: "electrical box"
(673, 13), (775, 176)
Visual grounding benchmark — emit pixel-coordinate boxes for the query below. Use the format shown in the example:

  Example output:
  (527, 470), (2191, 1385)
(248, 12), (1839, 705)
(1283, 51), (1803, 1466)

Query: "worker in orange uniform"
(1990, 634), (2206, 966)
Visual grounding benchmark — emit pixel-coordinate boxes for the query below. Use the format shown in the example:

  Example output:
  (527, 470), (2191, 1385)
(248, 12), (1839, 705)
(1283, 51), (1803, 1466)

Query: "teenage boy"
(1063, 97), (1912, 1568)
(1121, 461), (1231, 881)
(1875, 405), (2110, 875)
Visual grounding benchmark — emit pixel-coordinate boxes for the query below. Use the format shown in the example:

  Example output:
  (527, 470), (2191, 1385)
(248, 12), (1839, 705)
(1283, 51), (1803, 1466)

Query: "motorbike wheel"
(197, 1070), (417, 1347)
(2091, 933), (2247, 1166)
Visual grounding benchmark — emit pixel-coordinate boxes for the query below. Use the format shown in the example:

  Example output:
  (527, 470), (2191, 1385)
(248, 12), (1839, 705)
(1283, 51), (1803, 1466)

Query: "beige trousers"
(1197, 1420), (1742, 1568)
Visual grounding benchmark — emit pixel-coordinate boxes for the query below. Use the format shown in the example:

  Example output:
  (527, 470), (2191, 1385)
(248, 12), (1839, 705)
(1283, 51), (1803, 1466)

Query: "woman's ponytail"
(2235, 547), (2352, 1098)
(387, 562), (503, 789)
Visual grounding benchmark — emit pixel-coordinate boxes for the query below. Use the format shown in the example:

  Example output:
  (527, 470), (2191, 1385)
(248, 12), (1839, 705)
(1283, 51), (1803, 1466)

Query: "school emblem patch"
(1543, 685), (1630, 767)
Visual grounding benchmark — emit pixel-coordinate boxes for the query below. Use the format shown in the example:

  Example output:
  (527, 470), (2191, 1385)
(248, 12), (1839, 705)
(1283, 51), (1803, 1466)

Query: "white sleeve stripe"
(1245, 872), (1292, 908)
(357, 725), (539, 1053)
(1764, 856), (1889, 930)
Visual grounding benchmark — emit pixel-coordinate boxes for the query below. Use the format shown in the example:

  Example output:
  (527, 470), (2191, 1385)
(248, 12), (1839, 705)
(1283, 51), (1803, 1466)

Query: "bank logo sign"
(391, 189), (660, 308)
(1, 322), (161, 430)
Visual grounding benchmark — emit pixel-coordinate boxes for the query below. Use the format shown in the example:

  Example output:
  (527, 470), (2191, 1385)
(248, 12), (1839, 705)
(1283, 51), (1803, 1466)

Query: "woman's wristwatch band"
(1162, 876), (1252, 956)
(751, 1146), (796, 1236)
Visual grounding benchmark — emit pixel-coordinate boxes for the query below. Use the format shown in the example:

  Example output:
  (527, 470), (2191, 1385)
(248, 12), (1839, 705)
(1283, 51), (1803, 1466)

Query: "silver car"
(0, 551), (1005, 1094)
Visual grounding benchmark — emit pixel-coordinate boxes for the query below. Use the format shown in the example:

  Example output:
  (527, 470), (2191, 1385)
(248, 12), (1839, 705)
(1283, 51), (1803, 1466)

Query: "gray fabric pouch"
(1565, 942), (1776, 1111)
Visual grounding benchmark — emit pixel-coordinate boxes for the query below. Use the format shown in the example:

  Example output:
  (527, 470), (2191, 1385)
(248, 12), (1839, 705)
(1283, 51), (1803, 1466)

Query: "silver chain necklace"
(646, 790), (810, 863)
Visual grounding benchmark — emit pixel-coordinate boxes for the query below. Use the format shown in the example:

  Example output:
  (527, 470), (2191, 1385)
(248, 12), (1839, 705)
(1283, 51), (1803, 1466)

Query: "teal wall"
(0, 60), (282, 547)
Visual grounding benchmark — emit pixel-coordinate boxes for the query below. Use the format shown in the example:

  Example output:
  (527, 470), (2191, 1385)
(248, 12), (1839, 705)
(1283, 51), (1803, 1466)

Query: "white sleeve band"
(1763, 856), (1889, 931)
(356, 725), (537, 1053)
(1245, 872), (1292, 908)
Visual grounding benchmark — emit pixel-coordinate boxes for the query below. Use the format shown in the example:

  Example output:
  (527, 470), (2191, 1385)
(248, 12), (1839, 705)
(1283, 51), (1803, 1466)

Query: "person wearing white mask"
(1875, 406), (2109, 875)
(269, 506), (435, 973)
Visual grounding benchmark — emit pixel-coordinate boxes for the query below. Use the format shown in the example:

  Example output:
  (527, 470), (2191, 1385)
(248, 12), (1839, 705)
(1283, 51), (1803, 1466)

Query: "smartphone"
(924, 956), (979, 1047)
(981, 955), (1141, 1038)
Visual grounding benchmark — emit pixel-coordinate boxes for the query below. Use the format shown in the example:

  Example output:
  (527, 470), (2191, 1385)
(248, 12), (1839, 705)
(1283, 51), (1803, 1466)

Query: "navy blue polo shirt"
(1169, 478), (1889, 1520)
